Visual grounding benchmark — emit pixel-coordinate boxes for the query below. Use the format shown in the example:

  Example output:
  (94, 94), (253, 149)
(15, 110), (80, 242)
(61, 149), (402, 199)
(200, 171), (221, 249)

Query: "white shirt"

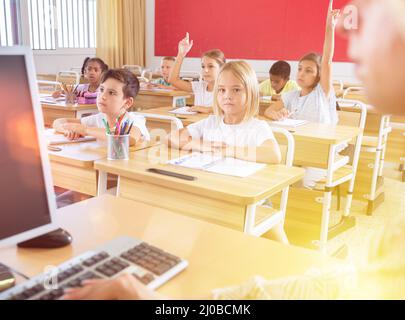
(187, 115), (276, 147)
(191, 81), (214, 107)
(81, 112), (150, 141)
(282, 83), (338, 125)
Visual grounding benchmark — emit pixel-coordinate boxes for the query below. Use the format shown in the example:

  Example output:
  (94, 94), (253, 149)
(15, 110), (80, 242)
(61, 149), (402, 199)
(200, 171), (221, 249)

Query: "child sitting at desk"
(53, 68), (150, 146)
(167, 60), (281, 164)
(264, 2), (341, 188)
(168, 32), (226, 114)
(52, 57), (109, 100)
(259, 61), (300, 101)
(142, 56), (176, 90)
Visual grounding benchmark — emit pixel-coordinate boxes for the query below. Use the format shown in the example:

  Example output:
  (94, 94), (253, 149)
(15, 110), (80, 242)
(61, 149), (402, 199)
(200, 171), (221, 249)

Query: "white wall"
(146, 0), (360, 83)
(34, 49), (96, 75)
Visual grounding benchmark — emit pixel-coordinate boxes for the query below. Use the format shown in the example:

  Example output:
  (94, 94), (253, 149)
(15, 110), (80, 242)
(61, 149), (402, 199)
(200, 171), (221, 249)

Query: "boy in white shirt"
(53, 69), (149, 145)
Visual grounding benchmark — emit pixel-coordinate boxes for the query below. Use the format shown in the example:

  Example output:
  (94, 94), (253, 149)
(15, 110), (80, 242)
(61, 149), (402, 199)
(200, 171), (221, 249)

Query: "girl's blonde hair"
(213, 61), (260, 122)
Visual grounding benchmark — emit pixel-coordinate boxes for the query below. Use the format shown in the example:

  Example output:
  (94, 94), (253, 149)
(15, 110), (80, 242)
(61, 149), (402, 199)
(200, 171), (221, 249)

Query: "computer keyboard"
(0, 237), (188, 300)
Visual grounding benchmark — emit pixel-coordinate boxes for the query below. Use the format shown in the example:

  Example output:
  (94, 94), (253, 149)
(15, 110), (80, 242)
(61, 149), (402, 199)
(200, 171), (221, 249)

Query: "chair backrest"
(134, 112), (184, 143)
(141, 69), (154, 82)
(270, 127), (295, 167)
(56, 70), (80, 86)
(336, 99), (367, 169)
(333, 80), (343, 92)
(123, 65), (143, 76)
(37, 80), (60, 92)
(342, 86), (368, 103)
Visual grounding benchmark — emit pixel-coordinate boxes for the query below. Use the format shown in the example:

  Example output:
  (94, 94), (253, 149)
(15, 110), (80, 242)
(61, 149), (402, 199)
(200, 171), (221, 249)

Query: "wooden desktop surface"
(0, 195), (339, 299)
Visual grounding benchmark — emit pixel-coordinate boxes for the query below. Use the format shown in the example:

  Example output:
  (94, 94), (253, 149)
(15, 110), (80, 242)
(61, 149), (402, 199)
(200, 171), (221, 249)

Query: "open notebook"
(45, 129), (96, 145)
(168, 107), (197, 115)
(168, 152), (265, 178)
(270, 119), (308, 127)
(39, 93), (65, 104)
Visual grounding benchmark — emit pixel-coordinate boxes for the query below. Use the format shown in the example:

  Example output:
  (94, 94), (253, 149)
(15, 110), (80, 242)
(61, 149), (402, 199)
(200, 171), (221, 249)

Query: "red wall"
(155, 0), (350, 62)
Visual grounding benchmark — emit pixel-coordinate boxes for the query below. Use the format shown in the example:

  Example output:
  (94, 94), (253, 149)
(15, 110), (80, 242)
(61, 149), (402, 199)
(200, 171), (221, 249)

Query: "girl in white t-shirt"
(264, 6), (342, 188)
(168, 32), (226, 114)
(53, 69), (149, 145)
(167, 60), (281, 164)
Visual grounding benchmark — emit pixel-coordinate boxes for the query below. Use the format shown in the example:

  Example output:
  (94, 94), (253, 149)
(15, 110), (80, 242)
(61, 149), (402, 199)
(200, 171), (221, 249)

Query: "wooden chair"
(123, 65), (143, 77)
(340, 91), (392, 214)
(279, 102), (367, 253)
(245, 127), (296, 240)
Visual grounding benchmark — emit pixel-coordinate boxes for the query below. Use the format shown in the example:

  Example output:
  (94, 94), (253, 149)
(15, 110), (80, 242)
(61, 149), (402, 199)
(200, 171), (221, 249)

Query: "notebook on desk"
(45, 129), (96, 145)
(39, 93), (65, 104)
(168, 152), (265, 178)
(168, 107), (197, 115)
(270, 119), (308, 127)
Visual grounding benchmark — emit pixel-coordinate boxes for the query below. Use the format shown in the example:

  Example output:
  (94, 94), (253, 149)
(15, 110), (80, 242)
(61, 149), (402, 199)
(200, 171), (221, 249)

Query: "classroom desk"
(0, 195), (339, 299)
(41, 102), (98, 127)
(94, 146), (305, 236)
(123, 107), (362, 249)
(48, 140), (156, 196)
(133, 89), (191, 110)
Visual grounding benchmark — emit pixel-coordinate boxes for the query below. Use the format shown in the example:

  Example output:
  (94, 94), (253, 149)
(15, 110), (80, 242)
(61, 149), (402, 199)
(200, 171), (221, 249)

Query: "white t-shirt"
(282, 83), (338, 125)
(81, 112), (150, 141)
(191, 81), (214, 107)
(187, 115), (276, 147)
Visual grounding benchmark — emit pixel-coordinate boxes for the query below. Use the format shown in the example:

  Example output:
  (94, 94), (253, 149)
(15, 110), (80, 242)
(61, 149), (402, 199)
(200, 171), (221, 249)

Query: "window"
(28, 0), (97, 50)
(0, 0), (21, 46)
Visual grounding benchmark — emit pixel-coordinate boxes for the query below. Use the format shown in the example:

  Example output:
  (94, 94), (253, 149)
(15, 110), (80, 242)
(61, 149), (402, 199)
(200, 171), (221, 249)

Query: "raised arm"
(168, 33), (194, 92)
(320, 0), (340, 98)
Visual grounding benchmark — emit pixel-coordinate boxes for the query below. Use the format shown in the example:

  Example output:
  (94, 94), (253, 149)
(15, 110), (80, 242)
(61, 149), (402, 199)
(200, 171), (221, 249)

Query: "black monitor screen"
(0, 55), (51, 241)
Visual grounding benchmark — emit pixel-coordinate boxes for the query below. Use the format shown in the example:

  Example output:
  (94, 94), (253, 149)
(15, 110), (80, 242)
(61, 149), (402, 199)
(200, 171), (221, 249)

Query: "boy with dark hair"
(259, 60), (299, 101)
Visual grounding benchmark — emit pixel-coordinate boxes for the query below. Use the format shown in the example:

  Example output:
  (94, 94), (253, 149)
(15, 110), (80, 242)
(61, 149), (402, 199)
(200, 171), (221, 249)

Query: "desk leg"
(97, 171), (108, 196)
(319, 145), (337, 254)
(243, 204), (257, 235)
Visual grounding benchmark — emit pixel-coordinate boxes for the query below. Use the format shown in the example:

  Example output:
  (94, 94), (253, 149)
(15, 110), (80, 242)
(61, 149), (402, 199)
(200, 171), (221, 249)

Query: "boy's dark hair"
(101, 69), (140, 98)
(269, 61), (291, 80)
(81, 57), (109, 75)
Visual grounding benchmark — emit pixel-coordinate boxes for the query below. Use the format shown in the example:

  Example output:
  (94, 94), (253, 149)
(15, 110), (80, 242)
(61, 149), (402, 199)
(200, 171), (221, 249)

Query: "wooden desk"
(0, 195), (338, 299)
(94, 146), (305, 235)
(115, 107), (362, 249)
(133, 89), (191, 110)
(49, 140), (156, 196)
(41, 102), (98, 127)
(139, 106), (206, 132)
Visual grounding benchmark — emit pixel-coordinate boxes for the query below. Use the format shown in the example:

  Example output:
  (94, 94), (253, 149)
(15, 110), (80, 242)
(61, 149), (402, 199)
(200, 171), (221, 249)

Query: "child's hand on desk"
(62, 273), (162, 300)
(271, 95), (281, 102)
(178, 32), (194, 58)
(61, 123), (86, 140)
(265, 108), (289, 121)
(52, 90), (63, 98)
(188, 106), (212, 114)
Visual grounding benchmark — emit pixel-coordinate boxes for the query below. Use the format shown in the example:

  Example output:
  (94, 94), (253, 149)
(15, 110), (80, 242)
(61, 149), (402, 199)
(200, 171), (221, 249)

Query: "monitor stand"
(17, 228), (72, 249)
(0, 263), (16, 293)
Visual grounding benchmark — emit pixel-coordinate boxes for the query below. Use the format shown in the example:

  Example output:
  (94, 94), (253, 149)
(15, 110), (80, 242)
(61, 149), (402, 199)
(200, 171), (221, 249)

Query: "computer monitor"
(0, 46), (58, 247)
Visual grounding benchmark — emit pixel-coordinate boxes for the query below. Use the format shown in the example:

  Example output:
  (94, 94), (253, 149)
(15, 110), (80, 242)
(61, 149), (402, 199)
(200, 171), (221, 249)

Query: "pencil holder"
(65, 91), (76, 105)
(107, 133), (130, 160)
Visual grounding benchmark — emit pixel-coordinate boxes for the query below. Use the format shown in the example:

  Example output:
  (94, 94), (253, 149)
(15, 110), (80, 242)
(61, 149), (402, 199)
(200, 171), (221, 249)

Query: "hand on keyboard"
(62, 273), (162, 300)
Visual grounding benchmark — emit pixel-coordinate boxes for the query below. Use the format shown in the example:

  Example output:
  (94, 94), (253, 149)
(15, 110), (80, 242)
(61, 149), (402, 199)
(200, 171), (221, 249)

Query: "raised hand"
(178, 32), (194, 58)
(326, 0), (340, 30)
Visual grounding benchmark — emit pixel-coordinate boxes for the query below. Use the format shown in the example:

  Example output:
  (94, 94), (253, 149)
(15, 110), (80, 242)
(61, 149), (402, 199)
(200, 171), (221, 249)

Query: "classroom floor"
(325, 163), (405, 265)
